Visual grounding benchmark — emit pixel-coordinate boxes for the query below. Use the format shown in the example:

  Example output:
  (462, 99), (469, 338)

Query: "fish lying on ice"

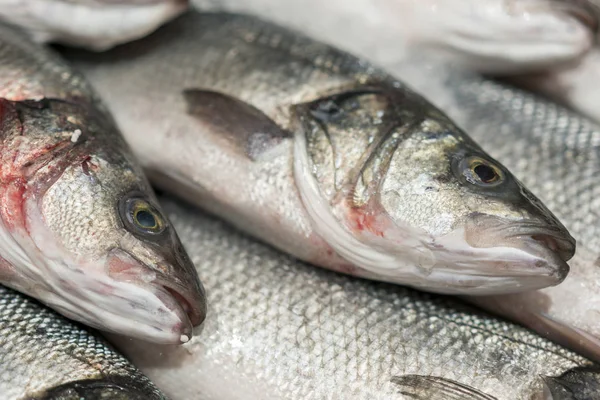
(63, 12), (576, 295)
(0, 20), (206, 344)
(0, 0), (187, 50)
(110, 195), (600, 400)
(0, 285), (168, 400)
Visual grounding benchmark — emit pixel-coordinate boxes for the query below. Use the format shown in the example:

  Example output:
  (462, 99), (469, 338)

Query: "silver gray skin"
(62, 12), (575, 296)
(390, 62), (600, 363)
(109, 195), (600, 400)
(0, 285), (168, 400)
(0, 21), (206, 344)
(0, 0), (187, 50)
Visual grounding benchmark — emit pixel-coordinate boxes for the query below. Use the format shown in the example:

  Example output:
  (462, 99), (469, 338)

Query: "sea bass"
(391, 62), (600, 362)
(192, 0), (600, 129)
(64, 12), (575, 295)
(109, 195), (600, 400)
(0, 285), (168, 400)
(0, 21), (206, 343)
(192, 0), (596, 73)
(0, 0), (187, 50)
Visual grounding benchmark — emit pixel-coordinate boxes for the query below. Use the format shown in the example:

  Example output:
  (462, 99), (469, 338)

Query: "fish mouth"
(106, 249), (206, 343)
(506, 222), (576, 266)
(156, 278), (207, 340)
(462, 217), (575, 283)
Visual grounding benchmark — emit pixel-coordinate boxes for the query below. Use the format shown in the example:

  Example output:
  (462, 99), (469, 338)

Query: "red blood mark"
(81, 156), (99, 176)
(0, 179), (27, 232)
(347, 206), (386, 237)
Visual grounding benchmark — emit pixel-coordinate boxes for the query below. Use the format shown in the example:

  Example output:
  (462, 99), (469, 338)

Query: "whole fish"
(63, 12), (575, 295)
(0, 0), (187, 50)
(0, 21), (206, 344)
(0, 285), (168, 400)
(110, 195), (600, 400)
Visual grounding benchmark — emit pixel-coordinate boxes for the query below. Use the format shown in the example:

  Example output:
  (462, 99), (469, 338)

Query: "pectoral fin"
(183, 89), (290, 161)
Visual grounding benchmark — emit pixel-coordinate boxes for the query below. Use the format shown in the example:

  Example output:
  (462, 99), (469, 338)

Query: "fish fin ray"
(391, 375), (498, 400)
(183, 89), (290, 161)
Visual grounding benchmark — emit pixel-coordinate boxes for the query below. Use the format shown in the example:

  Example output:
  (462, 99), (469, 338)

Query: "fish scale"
(0, 285), (168, 400)
(104, 196), (600, 399)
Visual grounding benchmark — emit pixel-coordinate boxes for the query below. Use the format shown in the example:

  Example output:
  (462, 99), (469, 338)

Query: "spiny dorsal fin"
(391, 375), (498, 400)
(183, 89), (290, 161)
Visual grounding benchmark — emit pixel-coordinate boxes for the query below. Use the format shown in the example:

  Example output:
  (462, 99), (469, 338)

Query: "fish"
(0, 285), (168, 400)
(0, 20), (206, 344)
(391, 62), (600, 363)
(192, 0), (600, 126)
(108, 194), (600, 400)
(0, 0), (187, 50)
(191, 0), (597, 74)
(507, 48), (600, 125)
(62, 12), (576, 295)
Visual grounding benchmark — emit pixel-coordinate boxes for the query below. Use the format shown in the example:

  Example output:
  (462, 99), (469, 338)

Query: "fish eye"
(122, 197), (166, 235)
(461, 156), (504, 186)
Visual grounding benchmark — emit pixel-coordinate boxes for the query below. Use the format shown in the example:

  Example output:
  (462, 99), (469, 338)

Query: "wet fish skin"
(109, 195), (600, 400)
(0, 0), (187, 50)
(393, 63), (600, 362)
(0, 285), (168, 400)
(63, 12), (575, 295)
(192, 0), (595, 74)
(0, 21), (206, 344)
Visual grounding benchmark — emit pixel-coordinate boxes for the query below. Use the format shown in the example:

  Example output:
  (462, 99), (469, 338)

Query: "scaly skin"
(0, 20), (206, 344)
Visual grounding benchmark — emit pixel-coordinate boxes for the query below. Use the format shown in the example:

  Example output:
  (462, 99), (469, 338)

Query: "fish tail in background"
(0, 0), (188, 50)
(0, 285), (168, 400)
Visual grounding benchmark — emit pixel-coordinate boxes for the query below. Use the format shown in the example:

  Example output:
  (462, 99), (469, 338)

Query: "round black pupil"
(474, 164), (497, 183)
(135, 210), (157, 228)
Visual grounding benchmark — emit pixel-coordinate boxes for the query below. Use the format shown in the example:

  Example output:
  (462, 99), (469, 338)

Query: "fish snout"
(154, 274), (207, 332)
(106, 248), (207, 343)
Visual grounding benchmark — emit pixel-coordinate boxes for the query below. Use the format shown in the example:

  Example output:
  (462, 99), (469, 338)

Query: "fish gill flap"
(183, 89), (291, 161)
(391, 375), (498, 400)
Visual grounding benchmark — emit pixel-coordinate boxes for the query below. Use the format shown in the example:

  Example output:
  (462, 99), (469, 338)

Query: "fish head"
(293, 85), (574, 293)
(5, 99), (205, 344)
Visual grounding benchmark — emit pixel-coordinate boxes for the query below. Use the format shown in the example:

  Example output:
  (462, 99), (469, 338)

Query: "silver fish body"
(0, 285), (168, 400)
(0, 0), (187, 50)
(63, 12), (575, 295)
(110, 195), (600, 400)
(0, 21), (206, 344)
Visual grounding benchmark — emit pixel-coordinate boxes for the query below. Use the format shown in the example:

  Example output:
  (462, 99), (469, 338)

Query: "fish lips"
(452, 215), (576, 291)
(106, 249), (207, 344)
